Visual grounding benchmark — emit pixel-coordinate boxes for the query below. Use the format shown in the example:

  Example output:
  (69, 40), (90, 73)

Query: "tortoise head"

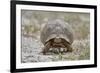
(53, 37), (62, 43)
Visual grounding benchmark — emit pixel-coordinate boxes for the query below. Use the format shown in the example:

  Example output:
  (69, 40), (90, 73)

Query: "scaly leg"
(42, 42), (51, 55)
(63, 41), (73, 52)
(66, 44), (73, 52)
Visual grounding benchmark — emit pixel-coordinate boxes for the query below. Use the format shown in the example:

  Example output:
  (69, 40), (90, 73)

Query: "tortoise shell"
(40, 19), (74, 45)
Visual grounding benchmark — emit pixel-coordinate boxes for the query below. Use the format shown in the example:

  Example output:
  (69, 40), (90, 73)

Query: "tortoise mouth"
(52, 43), (65, 48)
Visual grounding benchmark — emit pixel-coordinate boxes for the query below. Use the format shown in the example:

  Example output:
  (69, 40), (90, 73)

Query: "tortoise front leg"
(63, 42), (73, 52)
(42, 42), (51, 55)
(66, 44), (73, 52)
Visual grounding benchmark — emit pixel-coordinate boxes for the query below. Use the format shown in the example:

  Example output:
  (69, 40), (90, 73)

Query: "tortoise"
(40, 19), (74, 55)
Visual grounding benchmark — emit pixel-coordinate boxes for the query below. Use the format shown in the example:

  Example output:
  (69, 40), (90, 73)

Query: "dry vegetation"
(21, 10), (90, 63)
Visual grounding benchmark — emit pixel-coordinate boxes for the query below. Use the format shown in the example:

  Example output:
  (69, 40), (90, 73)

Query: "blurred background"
(21, 10), (90, 63)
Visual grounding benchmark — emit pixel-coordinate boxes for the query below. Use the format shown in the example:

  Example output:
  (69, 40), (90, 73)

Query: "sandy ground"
(21, 35), (90, 63)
